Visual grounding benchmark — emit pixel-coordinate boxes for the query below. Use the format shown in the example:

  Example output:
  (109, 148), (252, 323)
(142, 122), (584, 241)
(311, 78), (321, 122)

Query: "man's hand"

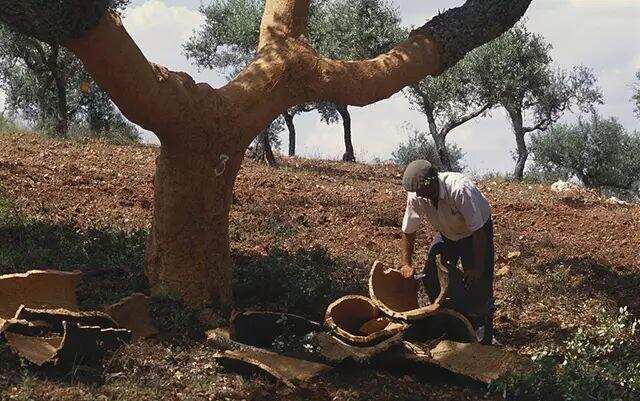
(400, 264), (414, 278)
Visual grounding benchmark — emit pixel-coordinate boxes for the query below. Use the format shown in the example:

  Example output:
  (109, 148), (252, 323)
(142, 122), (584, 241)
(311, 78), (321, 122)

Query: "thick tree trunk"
(1, 1), (533, 309)
(261, 130), (277, 167)
(337, 104), (355, 162)
(145, 148), (242, 308)
(507, 107), (528, 181)
(283, 111), (296, 156)
(53, 73), (68, 136)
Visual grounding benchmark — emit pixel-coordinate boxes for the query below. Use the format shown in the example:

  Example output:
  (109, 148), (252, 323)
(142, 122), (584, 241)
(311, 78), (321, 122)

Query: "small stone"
(507, 251), (521, 259)
(495, 266), (510, 277)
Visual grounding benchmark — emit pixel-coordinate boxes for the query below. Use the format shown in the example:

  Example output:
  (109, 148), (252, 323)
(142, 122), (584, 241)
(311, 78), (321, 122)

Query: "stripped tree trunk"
(0, 0), (533, 307)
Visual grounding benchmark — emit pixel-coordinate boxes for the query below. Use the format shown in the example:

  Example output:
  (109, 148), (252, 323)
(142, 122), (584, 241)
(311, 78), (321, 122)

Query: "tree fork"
(0, 0), (534, 307)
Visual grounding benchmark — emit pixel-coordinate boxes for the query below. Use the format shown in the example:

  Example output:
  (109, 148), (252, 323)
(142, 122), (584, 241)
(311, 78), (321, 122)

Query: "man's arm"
(401, 231), (417, 278)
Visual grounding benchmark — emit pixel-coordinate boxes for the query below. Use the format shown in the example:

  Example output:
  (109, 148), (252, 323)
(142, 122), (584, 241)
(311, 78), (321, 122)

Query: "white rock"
(607, 196), (630, 206)
(550, 180), (579, 193)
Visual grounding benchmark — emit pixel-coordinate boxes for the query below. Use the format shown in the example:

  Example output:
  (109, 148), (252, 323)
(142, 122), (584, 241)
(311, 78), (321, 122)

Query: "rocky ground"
(0, 133), (639, 400)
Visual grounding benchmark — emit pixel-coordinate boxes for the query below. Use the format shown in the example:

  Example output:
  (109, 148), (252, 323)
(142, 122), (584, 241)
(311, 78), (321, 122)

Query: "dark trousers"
(423, 218), (495, 328)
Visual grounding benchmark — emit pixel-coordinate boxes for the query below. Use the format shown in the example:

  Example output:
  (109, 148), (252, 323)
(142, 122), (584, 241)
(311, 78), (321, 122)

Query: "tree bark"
(283, 111), (296, 156)
(50, 47), (69, 137)
(261, 130), (278, 167)
(0, 0), (533, 308)
(423, 102), (453, 171)
(336, 104), (355, 162)
(145, 148), (243, 307)
(507, 106), (528, 181)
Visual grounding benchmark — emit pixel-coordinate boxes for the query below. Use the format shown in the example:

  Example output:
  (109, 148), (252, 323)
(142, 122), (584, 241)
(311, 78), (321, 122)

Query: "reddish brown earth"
(1, 133), (639, 400)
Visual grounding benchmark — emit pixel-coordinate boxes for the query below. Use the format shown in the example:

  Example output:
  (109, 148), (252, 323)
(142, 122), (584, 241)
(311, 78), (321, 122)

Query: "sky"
(5, 0), (640, 173)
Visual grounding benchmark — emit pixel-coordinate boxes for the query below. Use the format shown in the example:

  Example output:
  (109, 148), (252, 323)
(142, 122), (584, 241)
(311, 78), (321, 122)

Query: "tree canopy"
(529, 114), (640, 191)
(0, 1), (137, 141)
(472, 23), (602, 180)
(403, 49), (493, 171)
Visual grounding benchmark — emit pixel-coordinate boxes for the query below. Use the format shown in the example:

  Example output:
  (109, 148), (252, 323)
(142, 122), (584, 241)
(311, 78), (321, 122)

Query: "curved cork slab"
(368, 261), (445, 320)
(215, 348), (331, 387)
(324, 295), (408, 345)
(0, 270), (82, 324)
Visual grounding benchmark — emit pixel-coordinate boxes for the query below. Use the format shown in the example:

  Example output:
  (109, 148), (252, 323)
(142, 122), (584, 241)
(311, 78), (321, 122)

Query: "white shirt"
(402, 172), (491, 241)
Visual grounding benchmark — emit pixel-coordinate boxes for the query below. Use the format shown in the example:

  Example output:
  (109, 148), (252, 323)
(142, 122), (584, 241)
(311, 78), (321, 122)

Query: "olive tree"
(0, 1), (133, 138)
(403, 51), (494, 171)
(529, 114), (640, 190)
(0, 0), (534, 307)
(473, 24), (602, 180)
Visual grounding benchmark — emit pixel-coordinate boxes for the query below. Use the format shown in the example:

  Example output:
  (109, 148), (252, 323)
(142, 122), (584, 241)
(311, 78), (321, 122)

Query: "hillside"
(1, 133), (639, 400)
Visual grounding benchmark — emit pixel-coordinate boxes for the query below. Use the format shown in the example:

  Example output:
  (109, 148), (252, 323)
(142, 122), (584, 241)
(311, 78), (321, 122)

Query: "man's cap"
(402, 160), (438, 192)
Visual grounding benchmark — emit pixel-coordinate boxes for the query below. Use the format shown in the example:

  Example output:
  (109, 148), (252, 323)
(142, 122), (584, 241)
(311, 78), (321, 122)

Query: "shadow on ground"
(233, 246), (369, 321)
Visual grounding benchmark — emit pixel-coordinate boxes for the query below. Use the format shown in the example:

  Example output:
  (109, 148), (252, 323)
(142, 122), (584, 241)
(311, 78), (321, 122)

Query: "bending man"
(400, 160), (495, 345)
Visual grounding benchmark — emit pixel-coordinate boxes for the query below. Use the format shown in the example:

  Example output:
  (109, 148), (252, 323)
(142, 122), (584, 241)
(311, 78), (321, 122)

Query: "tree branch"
(440, 103), (492, 136)
(259, 0), (310, 50)
(307, 0), (532, 106)
(65, 11), (219, 141)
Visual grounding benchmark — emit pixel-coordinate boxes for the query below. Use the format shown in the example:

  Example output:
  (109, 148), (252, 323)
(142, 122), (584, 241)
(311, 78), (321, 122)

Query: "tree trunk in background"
(424, 106), (453, 171)
(283, 111), (296, 156)
(261, 130), (277, 167)
(337, 104), (355, 162)
(433, 133), (453, 171)
(507, 106), (528, 181)
(52, 63), (69, 136)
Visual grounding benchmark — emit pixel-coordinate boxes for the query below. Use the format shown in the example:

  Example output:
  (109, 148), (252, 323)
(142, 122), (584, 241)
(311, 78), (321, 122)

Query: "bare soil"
(1, 133), (639, 400)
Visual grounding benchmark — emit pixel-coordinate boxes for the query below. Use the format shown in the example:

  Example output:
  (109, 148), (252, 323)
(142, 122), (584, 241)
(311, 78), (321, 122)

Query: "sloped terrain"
(1, 133), (639, 400)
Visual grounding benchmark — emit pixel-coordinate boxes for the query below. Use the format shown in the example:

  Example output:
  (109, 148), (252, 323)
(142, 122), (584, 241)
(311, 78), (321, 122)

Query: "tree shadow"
(537, 256), (640, 314)
(0, 213), (149, 309)
(232, 246), (370, 322)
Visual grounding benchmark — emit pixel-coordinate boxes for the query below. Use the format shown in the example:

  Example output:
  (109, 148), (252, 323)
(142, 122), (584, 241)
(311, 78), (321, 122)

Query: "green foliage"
(490, 307), (640, 401)
(0, 3), (136, 140)
(391, 124), (465, 171)
(529, 114), (640, 190)
(474, 23), (602, 124)
(0, 112), (18, 133)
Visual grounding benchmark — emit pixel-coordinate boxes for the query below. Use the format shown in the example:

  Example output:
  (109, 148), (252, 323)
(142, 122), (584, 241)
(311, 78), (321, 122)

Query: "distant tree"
(633, 71), (640, 119)
(184, 0), (405, 162)
(473, 24), (602, 180)
(392, 124), (465, 171)
(0, 1), (133, 139)
(403, 50), (494, 171)
(247, 117), (284, 167)
(529, 114), (640, 190)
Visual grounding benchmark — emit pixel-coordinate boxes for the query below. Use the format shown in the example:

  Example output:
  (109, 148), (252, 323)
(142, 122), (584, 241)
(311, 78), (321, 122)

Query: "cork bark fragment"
(0, 270), (82, 325)
(105, 293), (158, 340)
